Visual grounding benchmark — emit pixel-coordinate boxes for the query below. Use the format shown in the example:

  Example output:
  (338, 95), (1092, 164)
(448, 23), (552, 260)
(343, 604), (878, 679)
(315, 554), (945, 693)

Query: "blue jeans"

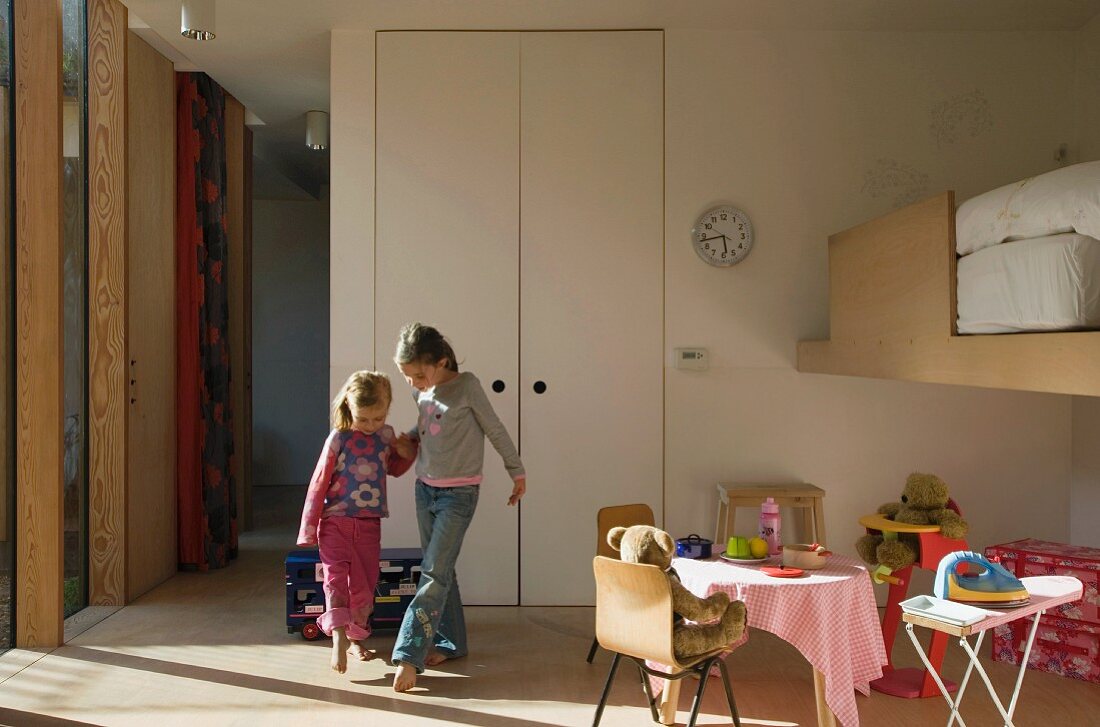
(391, 481), (479, 673)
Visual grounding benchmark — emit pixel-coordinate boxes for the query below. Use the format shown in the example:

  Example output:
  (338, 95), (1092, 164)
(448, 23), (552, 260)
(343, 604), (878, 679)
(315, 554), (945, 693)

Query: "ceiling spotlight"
(305, 110), (329, 151)
(181, 0), (215, 41)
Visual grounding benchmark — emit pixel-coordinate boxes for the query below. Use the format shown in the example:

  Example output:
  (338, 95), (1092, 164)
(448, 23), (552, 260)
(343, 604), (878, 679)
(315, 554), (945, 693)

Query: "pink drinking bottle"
(759, 497), (781, 556)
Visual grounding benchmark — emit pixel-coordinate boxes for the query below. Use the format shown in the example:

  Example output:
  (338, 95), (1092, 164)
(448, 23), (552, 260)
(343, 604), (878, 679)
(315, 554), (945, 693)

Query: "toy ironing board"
(902, 575), (1082, 727)
(858, 499), (969, 699)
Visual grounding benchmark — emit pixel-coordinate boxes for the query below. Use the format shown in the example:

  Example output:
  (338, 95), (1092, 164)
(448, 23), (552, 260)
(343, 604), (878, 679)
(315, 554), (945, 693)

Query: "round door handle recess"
(533, 381), (547, 394)
(492, 379), (506, 393)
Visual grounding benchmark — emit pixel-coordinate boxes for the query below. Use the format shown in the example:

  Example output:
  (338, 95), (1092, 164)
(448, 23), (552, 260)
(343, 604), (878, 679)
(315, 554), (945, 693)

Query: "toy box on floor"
(985, 539), (1100, 683)
(285, 548), (422, 640)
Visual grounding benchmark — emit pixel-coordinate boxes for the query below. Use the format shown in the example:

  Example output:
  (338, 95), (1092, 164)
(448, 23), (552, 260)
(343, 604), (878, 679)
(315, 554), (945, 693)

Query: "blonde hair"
(332, 371), (392, 431)
(394, 322), (459, 372)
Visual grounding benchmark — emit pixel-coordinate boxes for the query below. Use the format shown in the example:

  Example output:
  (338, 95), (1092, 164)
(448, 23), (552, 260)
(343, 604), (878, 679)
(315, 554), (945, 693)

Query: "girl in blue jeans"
(390, 323), (527, 692)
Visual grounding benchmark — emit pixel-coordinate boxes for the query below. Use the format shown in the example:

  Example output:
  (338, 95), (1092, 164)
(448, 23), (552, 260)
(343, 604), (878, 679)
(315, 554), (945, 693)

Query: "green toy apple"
(726, 536), (750, 558)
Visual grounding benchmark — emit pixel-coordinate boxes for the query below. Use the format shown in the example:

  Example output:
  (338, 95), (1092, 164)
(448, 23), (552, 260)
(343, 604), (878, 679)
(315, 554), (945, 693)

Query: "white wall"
(1071, 398), (1100, 548)
(1077, 13), (1100, 164)
(1070, 14), (1100, 547)
(252, 197), (330, 486)
(330, 23), (1086, 581)
(663, 29), (1077, 561)
(330, 30), (376, 394)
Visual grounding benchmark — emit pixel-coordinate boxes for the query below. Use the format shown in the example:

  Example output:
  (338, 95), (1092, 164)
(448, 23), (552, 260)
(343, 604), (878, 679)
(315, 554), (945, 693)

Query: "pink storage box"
(985, 539), (1100, 625)
(985, 539), (1100, 683)
(991, 617), (1100, 684)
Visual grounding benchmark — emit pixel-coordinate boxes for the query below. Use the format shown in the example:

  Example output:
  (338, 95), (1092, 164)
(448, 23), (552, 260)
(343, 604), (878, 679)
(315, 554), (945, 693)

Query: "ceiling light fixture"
(181, 0), (215, 41)
(305, 110), (329, 151)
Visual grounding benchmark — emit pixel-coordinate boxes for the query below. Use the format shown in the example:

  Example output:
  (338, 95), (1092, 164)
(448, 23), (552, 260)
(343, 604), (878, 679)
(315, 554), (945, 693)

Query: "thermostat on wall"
(674, 348), (709, 371)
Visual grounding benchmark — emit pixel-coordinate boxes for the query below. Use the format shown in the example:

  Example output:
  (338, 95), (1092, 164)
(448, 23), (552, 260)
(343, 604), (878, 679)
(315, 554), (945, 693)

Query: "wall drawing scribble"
(861, 158), (930, 206)
(930, 90), (994, 147)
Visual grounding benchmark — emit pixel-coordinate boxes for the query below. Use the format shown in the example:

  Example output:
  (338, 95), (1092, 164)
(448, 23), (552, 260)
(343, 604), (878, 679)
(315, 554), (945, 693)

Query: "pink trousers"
(317, 516), (381, 641)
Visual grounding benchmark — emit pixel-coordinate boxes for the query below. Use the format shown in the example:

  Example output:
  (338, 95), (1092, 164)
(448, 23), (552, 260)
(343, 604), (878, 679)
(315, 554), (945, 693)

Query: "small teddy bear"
(856, 472), (968, 571)
(608, 524), (746, 661)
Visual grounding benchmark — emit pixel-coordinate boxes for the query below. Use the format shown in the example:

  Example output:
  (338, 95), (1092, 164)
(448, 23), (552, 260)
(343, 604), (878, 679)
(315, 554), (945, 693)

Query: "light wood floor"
(0, 490), (1097, 726)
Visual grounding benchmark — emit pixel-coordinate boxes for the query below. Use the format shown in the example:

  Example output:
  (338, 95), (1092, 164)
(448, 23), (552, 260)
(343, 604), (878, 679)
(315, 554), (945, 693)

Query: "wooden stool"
(714, 482), (827, 547)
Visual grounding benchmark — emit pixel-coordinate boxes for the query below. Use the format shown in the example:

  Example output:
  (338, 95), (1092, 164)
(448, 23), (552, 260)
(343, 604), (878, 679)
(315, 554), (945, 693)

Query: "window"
(0, 0), (13, 650)
(61, 0), (87, 621)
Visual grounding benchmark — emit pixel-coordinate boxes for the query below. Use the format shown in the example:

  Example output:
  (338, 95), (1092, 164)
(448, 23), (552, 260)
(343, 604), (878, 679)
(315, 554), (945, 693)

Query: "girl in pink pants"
(298, 371), (416, 674)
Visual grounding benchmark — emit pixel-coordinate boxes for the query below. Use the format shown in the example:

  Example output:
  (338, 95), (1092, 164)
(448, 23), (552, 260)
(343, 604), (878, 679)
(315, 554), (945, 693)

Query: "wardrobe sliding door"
(375, 32), (521, 604)
(519, 31), (663, 605)
(375, 30), (663, 607)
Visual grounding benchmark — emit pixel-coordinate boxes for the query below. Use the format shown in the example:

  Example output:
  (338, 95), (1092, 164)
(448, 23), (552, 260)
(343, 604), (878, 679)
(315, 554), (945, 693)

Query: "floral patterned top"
(296, 426), (415, 546)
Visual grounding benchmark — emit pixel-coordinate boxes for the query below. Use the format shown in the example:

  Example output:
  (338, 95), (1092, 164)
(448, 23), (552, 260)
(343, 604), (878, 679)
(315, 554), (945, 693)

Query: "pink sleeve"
(297, 431), (339, 546)
(386, 445), (417, 478)
(382, 425), (417, 478)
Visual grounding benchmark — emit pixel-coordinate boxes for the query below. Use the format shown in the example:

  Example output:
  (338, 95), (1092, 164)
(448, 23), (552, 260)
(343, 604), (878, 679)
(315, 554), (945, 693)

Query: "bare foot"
(424, 650), (449, 667)
(393, 662), (417, 692)
(331, 628), (350, 674)
(348, 640), (376, 662)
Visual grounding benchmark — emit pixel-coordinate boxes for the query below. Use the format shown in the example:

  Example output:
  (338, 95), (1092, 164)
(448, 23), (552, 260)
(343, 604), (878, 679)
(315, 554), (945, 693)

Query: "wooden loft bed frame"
(797, 191), (1100, 397)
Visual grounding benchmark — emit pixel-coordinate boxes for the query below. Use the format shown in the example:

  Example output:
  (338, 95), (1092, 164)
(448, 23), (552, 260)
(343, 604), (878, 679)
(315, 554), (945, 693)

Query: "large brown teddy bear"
(608, 525), (746, 662)
(856, 472), (968, 571)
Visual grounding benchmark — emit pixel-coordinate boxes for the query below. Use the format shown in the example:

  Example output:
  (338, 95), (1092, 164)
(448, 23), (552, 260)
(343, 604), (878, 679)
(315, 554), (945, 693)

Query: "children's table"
(657, 553), (886, 727)
(901, 575), (1083, 727)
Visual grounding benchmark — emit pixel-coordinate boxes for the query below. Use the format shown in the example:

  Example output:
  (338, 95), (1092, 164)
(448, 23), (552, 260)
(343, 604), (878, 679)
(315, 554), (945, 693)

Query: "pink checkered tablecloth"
(671, 553), (887, 727)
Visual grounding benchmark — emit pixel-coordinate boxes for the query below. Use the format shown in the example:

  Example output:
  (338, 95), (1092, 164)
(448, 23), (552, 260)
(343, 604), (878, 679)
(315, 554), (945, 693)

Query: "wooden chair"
(591, 556), (742, 727)
(587, 503), (656, 663)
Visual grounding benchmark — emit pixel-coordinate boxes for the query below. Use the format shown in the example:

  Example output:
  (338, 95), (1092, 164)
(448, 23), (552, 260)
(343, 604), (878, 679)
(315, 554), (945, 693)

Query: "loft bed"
(797, 161), (1100, 397)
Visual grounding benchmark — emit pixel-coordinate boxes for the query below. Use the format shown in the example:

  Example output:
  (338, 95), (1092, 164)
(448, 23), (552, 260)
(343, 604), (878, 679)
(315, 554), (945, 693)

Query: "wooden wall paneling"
(224, 95), (247, 532)
(799, 333), (1100, 397)
(242, 127), (252, 532)
(125, 32), (177, 600)
(797, 190), (1100, 396)
(946, 333), (1100, 395)
(0, 85), (10, 544)
(14, 0), (65, 648)
(826, 191), (955, 344)
(87, 0), (127, 607)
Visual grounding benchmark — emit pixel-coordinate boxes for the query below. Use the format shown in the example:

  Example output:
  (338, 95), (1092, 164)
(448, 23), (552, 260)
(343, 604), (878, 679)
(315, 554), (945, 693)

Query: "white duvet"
(956, 232), (1100, 334)
(956, 160), (1100, 256)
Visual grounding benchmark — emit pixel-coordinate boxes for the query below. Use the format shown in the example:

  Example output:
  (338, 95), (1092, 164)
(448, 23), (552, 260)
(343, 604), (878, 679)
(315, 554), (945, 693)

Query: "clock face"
(692, 205), (754, 266)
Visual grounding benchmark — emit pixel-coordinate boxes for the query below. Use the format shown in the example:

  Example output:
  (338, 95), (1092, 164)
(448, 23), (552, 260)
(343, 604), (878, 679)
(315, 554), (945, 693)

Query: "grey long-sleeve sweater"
(408, 372), (525, 486)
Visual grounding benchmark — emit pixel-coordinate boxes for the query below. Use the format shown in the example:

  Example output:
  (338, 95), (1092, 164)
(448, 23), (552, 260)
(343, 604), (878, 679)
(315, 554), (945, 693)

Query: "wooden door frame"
(87, 0), (128, 607)
(14, 0), (250, 645)
(14, 0), (65, 648)
(14, 0), (130, 648)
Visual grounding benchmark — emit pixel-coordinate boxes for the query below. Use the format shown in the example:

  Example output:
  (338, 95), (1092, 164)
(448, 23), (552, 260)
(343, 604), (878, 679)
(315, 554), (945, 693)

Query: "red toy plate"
(760, 566), (804, 578)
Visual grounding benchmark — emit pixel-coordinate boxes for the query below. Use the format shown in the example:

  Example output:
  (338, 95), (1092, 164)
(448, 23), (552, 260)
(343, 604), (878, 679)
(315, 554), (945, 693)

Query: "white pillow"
(956, 159), (1100, 256)
(956, 233), (1100, 334)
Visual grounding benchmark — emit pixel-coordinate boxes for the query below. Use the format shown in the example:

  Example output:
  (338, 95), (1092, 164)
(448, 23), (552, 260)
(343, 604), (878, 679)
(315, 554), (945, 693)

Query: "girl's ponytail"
(331, 382), (354, 431)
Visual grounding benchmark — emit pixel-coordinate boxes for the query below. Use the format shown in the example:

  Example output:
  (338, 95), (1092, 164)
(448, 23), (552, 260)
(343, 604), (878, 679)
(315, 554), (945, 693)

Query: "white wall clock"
(692, 205), (754, 266)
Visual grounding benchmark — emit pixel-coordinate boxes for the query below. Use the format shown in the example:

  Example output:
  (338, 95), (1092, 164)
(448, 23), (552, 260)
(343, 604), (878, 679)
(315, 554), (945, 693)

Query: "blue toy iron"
(934, 551), (1030, 608)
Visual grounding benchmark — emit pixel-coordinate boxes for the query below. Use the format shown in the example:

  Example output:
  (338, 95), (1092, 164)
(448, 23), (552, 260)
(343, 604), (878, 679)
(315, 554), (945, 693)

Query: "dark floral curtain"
(176, 72), (237, 570)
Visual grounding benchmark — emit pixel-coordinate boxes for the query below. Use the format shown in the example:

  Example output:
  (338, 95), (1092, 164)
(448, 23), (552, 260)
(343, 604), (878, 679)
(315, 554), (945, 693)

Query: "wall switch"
(674, 348), (708, 371)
